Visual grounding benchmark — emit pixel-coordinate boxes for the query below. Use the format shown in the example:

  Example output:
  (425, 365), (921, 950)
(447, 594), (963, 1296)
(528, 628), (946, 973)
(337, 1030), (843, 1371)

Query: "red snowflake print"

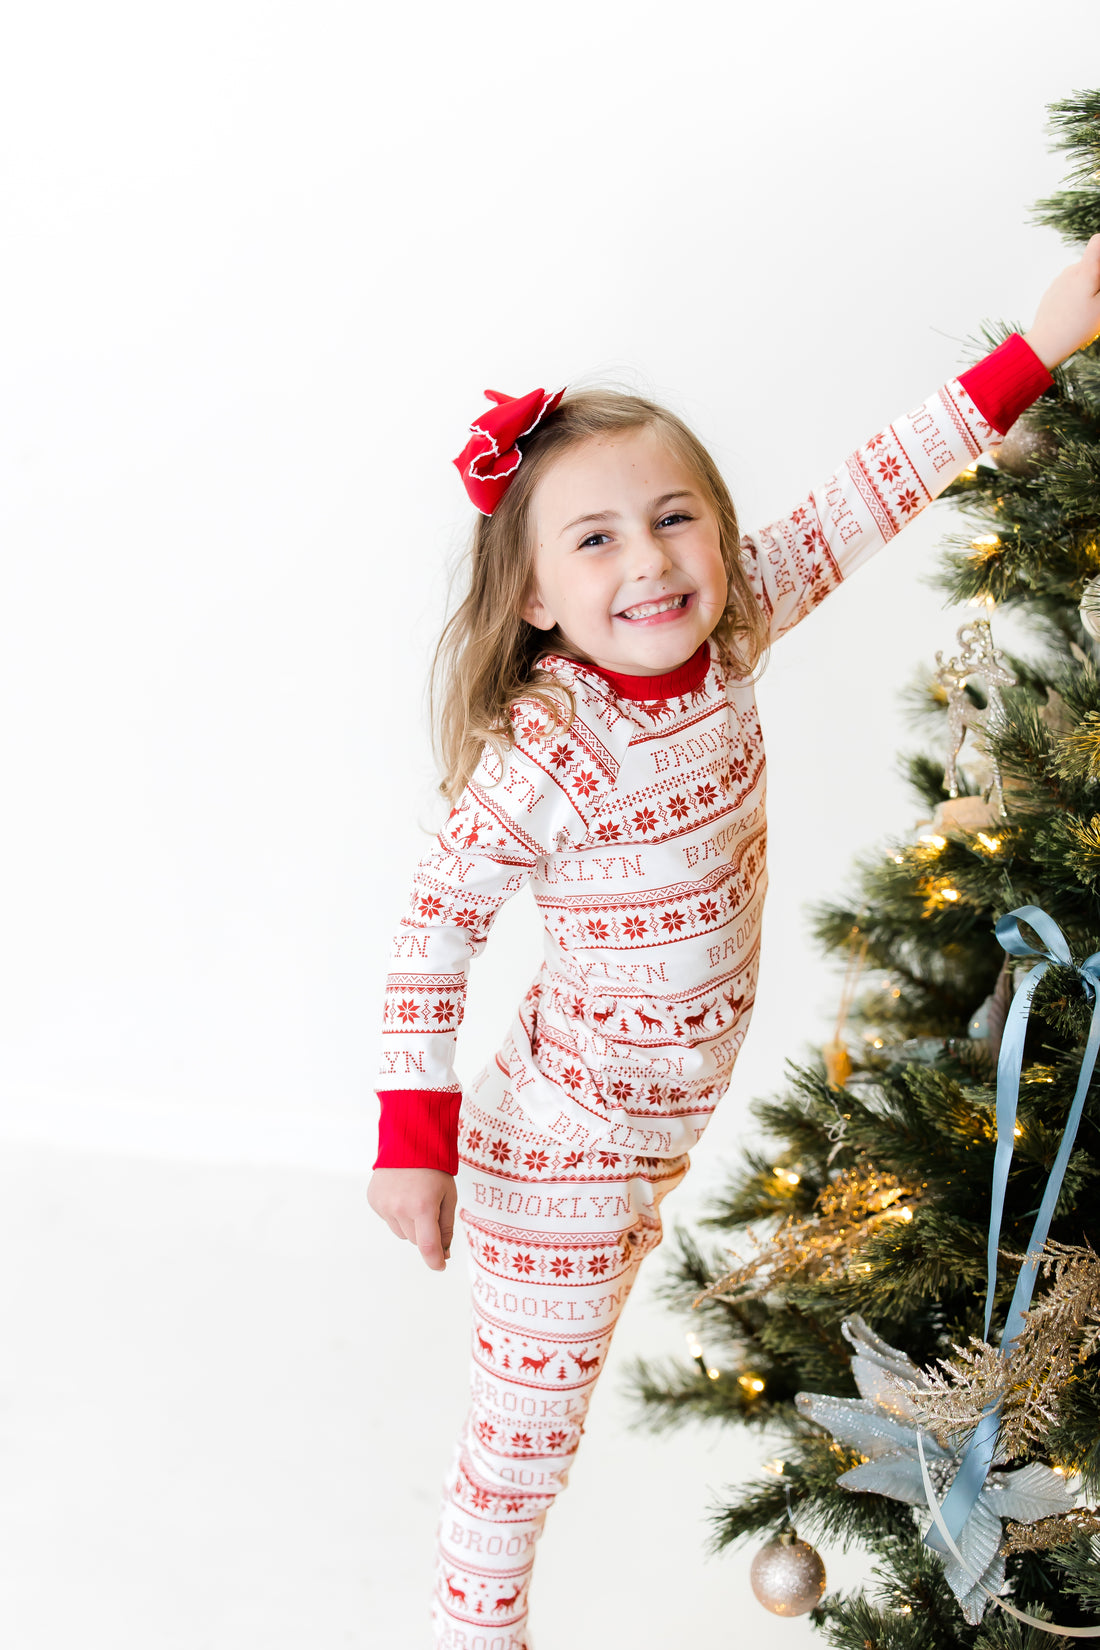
(632, 806), (660, 834)
(644, 1083), (664, 1108)
(587, 1253), (611, 1276)
(594, 819), (623, 843)
(659, 908), (687, 933)
(549, 743), (574, 771)
(433, 998), (456, 1024)
(571, 769), (600, 798)
(585, 918), (610, 942)
(549, 1255), (575, 1278)
(622, 915), (647, 940)
(417, 894), (443, 920)
(545, 1430), (569, 1450)
(595, 1150), (622, 1168)
(519, 716), (546, 742)
(878, 453), (902, 481)
(560, 1064), (585, 1093)
(895, 488), (921, 516)
(482, 1242), (500, 1265)
(510, 1432), (534, 1452)
(608, 1078), (634, 1102)
(562, 1151), (586, 1170)
(698, 898), (720, 924)
(790, 505), (808, 524)
(466, 1128), (484, 1152)
(395, 998), (420, 1025)
(667, 1085), (685, 1103)
(666, 793), (691, 820)
(453, 906), (480, 929)
(866, 433), (887, 450)
(469, 1486), (493, 1511)
(512, 1253), (536, 1276)
(694, 781), (717, 808)
(475, 1419), (496, 1444)
(488, 1138), (512, 1164)
(566, 994), (586, 1019)
(504, 1497), (524, 1513)
(729, 755), (748, 782)
(523, 1149), (550, 1173)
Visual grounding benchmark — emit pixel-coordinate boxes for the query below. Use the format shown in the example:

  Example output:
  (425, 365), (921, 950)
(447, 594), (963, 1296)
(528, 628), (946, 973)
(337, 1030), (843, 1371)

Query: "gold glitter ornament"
(749, 1530), (827, 1616)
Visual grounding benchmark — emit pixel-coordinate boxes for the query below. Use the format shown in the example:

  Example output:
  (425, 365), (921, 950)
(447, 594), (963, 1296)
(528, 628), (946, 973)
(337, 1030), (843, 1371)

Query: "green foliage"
(626, 88), (1100, 1648)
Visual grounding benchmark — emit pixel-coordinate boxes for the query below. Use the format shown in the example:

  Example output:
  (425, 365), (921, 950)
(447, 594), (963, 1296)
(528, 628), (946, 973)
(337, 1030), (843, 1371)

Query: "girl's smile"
(524, 426), (728, 676)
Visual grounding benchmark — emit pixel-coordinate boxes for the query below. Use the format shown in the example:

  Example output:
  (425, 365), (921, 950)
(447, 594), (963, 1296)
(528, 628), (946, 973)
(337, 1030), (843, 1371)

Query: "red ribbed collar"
(539, 639), (711, 702)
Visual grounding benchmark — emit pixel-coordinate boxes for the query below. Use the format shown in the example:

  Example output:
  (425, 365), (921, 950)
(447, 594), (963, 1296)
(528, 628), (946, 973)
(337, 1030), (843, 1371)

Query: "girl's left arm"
(743, 235), (1100, 646)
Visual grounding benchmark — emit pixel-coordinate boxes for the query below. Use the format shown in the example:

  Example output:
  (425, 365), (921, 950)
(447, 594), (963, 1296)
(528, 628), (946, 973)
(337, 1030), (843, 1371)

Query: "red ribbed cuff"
(957, 333), (1054, 439)
(373, 1088), (462, 1173)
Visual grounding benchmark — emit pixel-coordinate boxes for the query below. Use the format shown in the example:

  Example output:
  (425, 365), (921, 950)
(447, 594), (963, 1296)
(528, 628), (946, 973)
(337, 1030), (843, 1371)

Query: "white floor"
(0, 1135), (874, 1649)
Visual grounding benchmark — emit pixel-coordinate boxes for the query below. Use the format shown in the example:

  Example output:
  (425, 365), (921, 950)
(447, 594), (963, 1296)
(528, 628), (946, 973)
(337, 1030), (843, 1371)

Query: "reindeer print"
(444, 1575), (467, 1608)
(592, 1003), (616, 1026)
(683, 999), (716, 1033)
(569, 1348), (601, 1376)
(494, 1584), (525, 1614)
(519, 1347), (554, 1376)
(634, 1008), (663, 1034)
(475, 1326), (495, 1361)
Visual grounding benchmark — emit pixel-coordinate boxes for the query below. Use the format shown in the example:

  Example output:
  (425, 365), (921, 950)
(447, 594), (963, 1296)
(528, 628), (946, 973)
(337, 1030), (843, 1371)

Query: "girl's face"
(525, 425), (728, 677)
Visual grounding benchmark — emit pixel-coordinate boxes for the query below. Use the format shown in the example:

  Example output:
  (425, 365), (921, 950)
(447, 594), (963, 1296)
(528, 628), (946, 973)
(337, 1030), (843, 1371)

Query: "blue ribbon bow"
(925, 904), (1100, 1556)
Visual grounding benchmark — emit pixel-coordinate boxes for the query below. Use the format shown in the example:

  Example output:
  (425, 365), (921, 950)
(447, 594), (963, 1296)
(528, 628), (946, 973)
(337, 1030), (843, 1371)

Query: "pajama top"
(374, 334), (1054, 1174)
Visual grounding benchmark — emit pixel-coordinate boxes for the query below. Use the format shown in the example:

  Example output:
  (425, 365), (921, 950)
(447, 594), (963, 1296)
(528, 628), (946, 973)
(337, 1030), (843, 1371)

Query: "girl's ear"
(522, 588), (555, 630)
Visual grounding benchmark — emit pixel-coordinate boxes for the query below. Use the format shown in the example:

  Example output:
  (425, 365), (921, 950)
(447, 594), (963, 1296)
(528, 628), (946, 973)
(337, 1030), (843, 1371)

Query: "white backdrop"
(0, 4), (1092, 1647)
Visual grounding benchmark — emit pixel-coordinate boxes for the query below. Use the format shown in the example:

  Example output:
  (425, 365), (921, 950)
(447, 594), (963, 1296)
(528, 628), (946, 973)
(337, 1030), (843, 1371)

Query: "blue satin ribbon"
(924, 905), (1100, 1557)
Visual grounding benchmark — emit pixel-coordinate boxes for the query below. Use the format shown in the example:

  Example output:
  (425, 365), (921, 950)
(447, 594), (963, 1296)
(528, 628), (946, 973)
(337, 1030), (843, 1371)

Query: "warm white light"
(972, 535), (1000, 548)
(976, 833), (1002, 852)
(942, 888), (960, 901)
(707, 1366), (720, 1381)
(919, 834), (947, 849)
(892, 853), (904, 864)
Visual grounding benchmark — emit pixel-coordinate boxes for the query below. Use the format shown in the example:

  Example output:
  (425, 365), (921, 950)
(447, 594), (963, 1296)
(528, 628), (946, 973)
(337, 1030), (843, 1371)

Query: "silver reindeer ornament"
(932, 620), (1016, 819)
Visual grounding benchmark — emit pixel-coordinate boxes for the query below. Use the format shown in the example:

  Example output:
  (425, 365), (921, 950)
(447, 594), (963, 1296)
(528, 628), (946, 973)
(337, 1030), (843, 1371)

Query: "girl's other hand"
(368, 1167), (457, 1271)
(1023, 232), (1100, 370)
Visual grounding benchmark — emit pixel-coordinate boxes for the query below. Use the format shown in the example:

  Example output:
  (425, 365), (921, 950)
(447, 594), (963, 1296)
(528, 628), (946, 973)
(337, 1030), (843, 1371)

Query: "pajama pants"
(431, 1055), (691, 1649)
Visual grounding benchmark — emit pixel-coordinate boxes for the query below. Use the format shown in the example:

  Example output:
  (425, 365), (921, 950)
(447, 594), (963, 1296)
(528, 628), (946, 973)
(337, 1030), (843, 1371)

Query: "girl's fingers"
(414, 1209), (447, 1270)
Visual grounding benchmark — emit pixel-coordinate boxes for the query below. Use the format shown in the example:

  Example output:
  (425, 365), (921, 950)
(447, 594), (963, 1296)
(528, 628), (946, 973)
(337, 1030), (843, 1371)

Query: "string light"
(763, 1459), (785, 1477)
(971, 534), (1000, 551)
(918, 833), (947, 850)
(892, 853), (905, 864)
(686, 1331), (707, 1377)
(1014, 1123), (1024, 1138)
(738, 1373), (765, 1395)
(773, 1165), (801, 1186)
(942, 887), (960, 901)
(976, 832), (1003, 852)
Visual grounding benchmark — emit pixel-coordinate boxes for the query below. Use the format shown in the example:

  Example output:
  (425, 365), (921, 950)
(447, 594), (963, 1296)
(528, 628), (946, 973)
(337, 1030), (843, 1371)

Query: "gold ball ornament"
(989, 416), (1059, 478)
(749, 1530), (827, 1616)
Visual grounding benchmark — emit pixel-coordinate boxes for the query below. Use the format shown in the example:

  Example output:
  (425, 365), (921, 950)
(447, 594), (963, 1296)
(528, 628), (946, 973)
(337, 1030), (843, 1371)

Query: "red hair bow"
(452, 385), (566, 515)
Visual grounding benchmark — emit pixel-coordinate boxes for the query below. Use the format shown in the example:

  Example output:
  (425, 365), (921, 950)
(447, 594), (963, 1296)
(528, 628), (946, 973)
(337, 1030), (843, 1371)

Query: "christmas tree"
(627, 90), (1100, 1646)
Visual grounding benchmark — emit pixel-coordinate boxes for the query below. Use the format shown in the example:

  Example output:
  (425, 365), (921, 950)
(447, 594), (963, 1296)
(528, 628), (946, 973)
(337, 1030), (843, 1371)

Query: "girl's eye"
(578, 514), (692, 549)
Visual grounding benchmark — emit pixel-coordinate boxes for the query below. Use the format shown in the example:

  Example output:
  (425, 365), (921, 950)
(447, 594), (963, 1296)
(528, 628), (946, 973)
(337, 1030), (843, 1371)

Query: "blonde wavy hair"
(431, 388), (771, 803)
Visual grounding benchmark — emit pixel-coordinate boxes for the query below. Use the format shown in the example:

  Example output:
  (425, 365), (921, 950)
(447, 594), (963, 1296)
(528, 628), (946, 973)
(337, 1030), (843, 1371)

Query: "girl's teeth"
(622, 596), (684, 620)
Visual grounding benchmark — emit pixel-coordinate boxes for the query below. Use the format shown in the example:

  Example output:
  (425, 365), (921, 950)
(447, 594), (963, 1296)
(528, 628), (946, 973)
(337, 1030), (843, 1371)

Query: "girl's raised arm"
(740, 235), (1100, 647)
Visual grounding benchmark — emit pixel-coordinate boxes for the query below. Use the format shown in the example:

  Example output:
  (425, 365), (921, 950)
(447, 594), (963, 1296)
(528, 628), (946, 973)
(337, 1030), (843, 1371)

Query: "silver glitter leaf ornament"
(795, 1317), (1076, 1626)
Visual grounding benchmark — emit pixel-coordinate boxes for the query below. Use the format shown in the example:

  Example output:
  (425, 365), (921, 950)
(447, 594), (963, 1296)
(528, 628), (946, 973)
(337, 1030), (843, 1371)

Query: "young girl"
(369, 240), (1100, 1650)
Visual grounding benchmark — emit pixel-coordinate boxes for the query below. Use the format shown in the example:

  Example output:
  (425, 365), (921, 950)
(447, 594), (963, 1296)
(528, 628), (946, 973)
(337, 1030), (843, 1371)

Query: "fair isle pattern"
(433, 1081), (689, 1649)
(378, 349), (1044, 1175)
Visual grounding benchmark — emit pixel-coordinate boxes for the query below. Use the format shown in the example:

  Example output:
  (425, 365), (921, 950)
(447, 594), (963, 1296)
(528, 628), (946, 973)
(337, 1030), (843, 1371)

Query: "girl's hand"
(368, 1167), (457, 1271)
(1023, 232), (1100, 370)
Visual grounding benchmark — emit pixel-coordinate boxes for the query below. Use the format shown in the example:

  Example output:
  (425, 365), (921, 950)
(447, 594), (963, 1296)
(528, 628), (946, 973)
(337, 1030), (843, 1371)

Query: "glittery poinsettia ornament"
(795, 1317), (1076, 1625)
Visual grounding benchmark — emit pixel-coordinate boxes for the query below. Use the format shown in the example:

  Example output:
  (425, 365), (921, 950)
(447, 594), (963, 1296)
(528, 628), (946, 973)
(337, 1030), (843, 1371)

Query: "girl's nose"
(624, 530), (673, 576)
